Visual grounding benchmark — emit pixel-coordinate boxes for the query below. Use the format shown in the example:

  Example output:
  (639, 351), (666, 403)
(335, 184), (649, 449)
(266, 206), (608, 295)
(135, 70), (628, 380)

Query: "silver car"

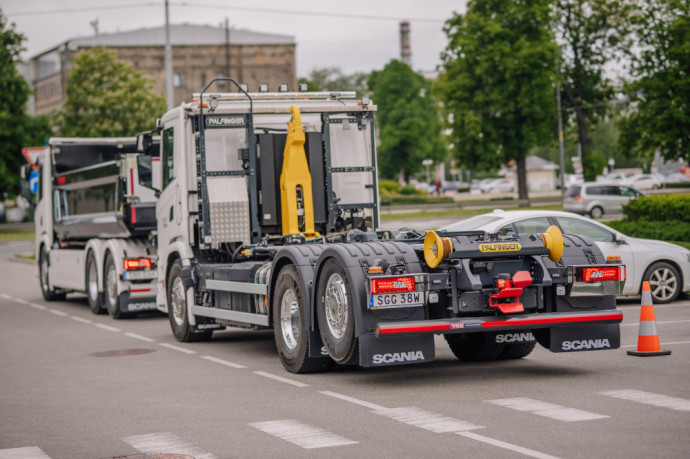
(563, 182), (643, 218)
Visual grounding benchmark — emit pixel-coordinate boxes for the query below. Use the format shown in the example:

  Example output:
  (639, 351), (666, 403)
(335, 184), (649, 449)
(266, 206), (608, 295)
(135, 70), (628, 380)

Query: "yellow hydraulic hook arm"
(279, 105), (320, 238)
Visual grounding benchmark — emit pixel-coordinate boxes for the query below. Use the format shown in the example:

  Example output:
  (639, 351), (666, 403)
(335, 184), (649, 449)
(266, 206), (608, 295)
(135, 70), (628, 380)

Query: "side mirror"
(136, 131), (154, 154)
(137, 154), (158, 192)
(614, 233), (628, 245)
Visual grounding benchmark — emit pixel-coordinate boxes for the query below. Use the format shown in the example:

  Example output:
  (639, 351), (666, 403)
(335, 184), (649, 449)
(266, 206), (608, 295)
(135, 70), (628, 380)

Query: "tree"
(299, 67), (369, 97)
(55, 46), (166, 137)
(619, 0), (690, 164)
(0, 11), (52, 196)
(553, 0), (634, 181)
(434, 0), (558, 199)
(368, 60), (446, 181)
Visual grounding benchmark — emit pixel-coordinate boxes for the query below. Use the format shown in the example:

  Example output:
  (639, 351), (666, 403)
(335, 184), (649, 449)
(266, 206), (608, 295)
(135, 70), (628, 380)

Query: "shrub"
(378, 180), (399, 194)
(399, 185), (425, 195)
(606, 219), (690, 243)
(622, 194), (690, 222)
(379, 195), (454, 206)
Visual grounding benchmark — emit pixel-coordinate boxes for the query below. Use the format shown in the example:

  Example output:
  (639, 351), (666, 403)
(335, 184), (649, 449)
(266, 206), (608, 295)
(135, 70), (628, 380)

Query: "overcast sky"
(4, 0), (468, 76)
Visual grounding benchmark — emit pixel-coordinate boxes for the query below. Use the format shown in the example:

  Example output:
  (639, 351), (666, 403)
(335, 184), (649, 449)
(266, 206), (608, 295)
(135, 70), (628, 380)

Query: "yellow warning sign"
(478, 242), (522, 253)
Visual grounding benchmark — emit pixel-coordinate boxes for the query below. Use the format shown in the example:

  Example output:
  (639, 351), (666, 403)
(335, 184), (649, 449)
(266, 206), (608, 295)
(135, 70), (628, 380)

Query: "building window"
(173, 72), (186, 88)
(201, 72), (207, 87)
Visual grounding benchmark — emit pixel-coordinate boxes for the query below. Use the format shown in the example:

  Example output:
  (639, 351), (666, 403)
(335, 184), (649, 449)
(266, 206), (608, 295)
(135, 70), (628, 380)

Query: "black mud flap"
(359, 334), (435, 368)
(534, 324), (620, 353)
(124, 296), (158, 313)
(489, 330), (536, 345)
(308, 327), (330, 359)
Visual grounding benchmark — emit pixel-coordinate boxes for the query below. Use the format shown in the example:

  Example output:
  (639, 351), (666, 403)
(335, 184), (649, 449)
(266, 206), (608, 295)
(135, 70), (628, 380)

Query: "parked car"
(563, 182), (643, 218)
(480, 178), (514, 194)
(662, 173), (690, 185)
(440, 209), (690, 303)
(626, 173), (662, 190)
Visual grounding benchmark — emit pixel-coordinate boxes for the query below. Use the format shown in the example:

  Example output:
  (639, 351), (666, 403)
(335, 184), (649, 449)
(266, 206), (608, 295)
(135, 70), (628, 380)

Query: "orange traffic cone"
(627, 281), (671, 357)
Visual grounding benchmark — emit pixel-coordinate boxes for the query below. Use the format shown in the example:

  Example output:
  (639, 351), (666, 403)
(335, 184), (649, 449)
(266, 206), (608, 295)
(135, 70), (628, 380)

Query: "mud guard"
(533, 324), (620, 352)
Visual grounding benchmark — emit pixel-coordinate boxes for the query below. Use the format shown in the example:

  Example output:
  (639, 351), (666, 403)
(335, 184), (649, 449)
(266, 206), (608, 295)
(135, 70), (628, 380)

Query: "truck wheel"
(39, 246), (66, 301)
(273, 265), (329, 373)
(444, 333), (504, 361)
(167, 259), (212, 342)
(316, 259), (358, 365)
(86, 251), (105, 314)
(499, 342), (536, 360)
(643, 261), (681, 304)
(103, 253), (133, 319)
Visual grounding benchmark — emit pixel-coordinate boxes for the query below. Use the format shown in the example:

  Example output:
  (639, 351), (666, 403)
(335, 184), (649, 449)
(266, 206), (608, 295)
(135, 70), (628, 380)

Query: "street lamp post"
(422, 159), (433, 184)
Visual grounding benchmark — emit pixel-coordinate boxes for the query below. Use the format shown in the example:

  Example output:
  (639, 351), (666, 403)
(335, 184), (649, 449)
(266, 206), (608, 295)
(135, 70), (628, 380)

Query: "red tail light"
(123, 258), (152, 270)
(579, 266), (624, 282)
(572, 195), (584, 202)
(56, 176), (66, 185)
(369, 276), (415, 294)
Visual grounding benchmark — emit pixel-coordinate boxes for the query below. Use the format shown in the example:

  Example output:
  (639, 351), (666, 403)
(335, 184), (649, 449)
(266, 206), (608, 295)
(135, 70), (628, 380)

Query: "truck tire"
(273, 265), (329, 373)
(167, 259), (212, 342)
(643, 261), (681, 304)
(103, 253), (133, 319)
(316, 259), (358, 365)
(499, 342), (536, 360)
(444, 333), (504, 361)
(86, 251), (105, 314)
(39, 246), (66, 301)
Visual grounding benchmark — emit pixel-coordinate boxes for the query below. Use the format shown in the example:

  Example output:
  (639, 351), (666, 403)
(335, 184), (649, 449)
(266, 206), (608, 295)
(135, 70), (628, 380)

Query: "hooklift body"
(35, 138), (160, 318)
(138, 80), (625, 373)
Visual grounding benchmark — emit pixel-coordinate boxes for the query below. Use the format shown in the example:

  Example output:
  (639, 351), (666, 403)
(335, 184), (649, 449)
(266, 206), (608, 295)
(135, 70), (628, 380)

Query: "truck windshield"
(205, 128), (247, 172)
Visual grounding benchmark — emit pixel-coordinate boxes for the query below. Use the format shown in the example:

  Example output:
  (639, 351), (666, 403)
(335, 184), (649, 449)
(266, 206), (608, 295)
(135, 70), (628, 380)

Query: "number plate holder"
(368, 291), (425, 310)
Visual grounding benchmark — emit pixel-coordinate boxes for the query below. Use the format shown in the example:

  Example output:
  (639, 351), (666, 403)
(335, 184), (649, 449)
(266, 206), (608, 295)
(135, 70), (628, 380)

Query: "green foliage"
(621, 194), (690, 222)
(369, 60), (447, 181)
(434, 0), (558, 198)
(55, 46), (166, 137)
(0, 12), (53, 195)
(398, 185), (425, 196)
(378, 180), (400, 194)
(299, 67), (369, 97)
(379, 194), (454, 206)
(619, 0), (690, 163)
(606, 219), (690, 243)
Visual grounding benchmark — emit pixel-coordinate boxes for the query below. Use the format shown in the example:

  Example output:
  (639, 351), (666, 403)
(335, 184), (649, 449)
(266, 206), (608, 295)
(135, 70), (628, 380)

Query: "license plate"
(122, 270), (156, 281)
(369, 291), (424, 309)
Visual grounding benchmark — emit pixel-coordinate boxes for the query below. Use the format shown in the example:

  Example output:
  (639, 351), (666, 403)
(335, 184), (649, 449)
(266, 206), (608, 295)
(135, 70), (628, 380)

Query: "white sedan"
(440, 210), (690, 304)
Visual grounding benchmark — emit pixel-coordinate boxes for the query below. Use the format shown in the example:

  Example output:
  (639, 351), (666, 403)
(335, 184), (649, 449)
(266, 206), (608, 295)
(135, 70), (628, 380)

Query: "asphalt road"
(1, 241), (689, 459)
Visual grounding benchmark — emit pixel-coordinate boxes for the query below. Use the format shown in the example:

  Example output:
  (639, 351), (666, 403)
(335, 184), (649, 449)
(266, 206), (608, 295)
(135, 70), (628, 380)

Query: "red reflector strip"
(56, 176), (66, 185)
(130, 169), (135, 195)
(580, 266), (622, 282)
(482, 312), (623, 328)
(377, 323), (449, 335)
(123, 258), (152, 270)
(370, 276), (415, 294)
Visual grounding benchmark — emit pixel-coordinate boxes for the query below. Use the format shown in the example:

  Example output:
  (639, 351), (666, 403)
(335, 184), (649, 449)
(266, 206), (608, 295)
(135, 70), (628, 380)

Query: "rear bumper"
(375, 310), (623, 337)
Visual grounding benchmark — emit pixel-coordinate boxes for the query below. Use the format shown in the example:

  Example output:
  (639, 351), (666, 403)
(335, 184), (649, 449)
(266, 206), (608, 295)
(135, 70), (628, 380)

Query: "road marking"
(159, 343), (196, 354)
(70, 316), (92, 324)
(124, 332), (155, 343)
(201, 355), (246, 369)
(253, 371), (309, 387)
(29, 303), (47, 311)
(13, 298), (28, 304)
(621, 340), (690, 348)
(374, 406), (483, 433)
(0, 446), (52, 458)
(122, 432), (216, 459)
(95, 323), (121, 332)
(0, 293), (12, 300)
(487, 398), (608, 422)
(599, 389), (690, 411)
(458, 432), (562, 459)
(48, 309), (68, 317)
(320, 391), (387, 411)
(622, 319), (690, 327)
(249, 419), (358, 449)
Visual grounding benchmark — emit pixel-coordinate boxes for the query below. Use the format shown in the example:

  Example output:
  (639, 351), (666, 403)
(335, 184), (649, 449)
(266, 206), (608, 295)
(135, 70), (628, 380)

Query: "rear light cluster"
(578, 266), (625, 282)
(369, 276), (415, 294)
(571, 195), (584, 202)
(123, 258), (153, 270)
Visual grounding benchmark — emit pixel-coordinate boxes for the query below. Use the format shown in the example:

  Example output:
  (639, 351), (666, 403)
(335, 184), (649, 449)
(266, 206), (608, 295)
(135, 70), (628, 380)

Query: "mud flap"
(534, 324), (620, 353)
(359, 333), (435, 368)
(308, 327), (330, 359)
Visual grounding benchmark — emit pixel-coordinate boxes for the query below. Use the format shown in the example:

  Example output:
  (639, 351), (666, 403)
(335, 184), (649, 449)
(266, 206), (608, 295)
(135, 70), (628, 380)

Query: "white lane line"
(622, 319), (690, 327)
(13, 298), (28, 305)
(621, 340), (690, 348)
(124, 332), (155, 343)
(458, 431), (562, 459)
(320, 391), (387, 411)
(48, 309), (68, 317)
(29, 303), (47, 311)
(253, 371), (309, 387)
(374, 406), (483, 433)
(70, 316), (92, 324)
(123, 432), (216, 459)
(487, 398), (608, 422)
(249, 419), (358, 449)
(0, 446), (52, 458)
(0, 293), (12, 300)
(159, 343), (196, 354)
(201, 355), (246, 369)
(95, 323), (122, 332)
(599, 389), (690, 412)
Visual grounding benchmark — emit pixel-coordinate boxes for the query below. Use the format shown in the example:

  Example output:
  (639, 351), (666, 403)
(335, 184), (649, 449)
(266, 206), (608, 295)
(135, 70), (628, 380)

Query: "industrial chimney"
(400, 21), (411, 67)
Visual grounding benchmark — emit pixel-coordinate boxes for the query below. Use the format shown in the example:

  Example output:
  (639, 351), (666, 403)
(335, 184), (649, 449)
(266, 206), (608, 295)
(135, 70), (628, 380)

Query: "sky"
(3, 0), (468, 77)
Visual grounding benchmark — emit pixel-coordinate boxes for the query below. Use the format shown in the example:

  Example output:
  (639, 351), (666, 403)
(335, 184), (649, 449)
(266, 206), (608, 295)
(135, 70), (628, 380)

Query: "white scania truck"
(34, 138), (160, 318)
(136, 80), (625, 373)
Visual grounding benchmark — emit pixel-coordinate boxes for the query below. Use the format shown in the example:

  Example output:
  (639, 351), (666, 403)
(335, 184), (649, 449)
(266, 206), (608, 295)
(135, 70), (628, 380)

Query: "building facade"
(28, 24), (296, 116)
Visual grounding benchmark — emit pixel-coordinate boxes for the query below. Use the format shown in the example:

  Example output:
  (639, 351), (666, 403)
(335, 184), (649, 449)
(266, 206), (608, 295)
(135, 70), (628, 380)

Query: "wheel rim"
(106, 263), (117, 306)
(324, 273), (348, 339)
(171, 276), (186, 326)
(592, 208), (602, 218)
(649, 267), (677, 302)
(87, 260), (98, 301)
(40, 252), (49, 292)
(280, 288), (300, 350)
